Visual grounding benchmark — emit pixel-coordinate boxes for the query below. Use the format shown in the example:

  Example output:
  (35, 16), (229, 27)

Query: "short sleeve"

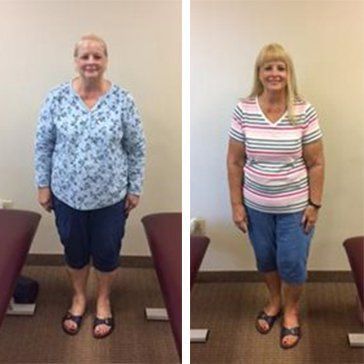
(302, 104), (323, 144)
(228, 102), (245, 143)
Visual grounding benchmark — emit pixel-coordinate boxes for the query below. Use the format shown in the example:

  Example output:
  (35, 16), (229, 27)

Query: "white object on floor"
(6, 297), (36, 315)
(190, 218), (206, 236)
(190, 329), (209, 343)
(145, 307), (169, 321)
(348, 333), (364, 347)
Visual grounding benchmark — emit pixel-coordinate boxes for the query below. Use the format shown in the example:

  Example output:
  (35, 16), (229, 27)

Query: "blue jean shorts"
(245, 206), (314, 284)
(52, 195), (127, 272)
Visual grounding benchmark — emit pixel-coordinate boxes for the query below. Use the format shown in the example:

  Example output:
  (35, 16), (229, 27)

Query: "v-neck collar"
(256, 96), (287, 127)
(69, 80), (114, 113)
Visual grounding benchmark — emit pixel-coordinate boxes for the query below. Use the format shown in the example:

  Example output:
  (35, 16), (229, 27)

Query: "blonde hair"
(249, 43), (302, 124)
(73, 34), (108, 58)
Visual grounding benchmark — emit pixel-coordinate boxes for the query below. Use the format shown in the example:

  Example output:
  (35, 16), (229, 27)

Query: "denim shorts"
(52, 195), (127, 272)
(245, 206), (314, 284)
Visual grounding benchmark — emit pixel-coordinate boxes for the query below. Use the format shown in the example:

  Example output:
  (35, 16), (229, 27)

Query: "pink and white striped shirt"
(229, 97), (322, 213)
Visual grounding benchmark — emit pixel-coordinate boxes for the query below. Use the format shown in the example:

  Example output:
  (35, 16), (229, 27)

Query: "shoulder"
(44, 82), (71, 104)
(110, 84), (135, 105)
(239, 96), (256, 108)
(293, 98), (317, 114)
(48, 82), (70, 97)
(235, 96), (256, 113)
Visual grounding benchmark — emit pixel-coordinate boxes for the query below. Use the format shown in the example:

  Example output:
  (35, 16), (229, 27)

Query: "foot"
(62, 294), (87, 334)
(94, 298), (113, 338)
(281, 311), (300, 348)
(256, 300), (281, 333)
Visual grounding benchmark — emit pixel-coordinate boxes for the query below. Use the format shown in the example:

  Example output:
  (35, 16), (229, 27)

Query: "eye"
(277, 66), (286, 71)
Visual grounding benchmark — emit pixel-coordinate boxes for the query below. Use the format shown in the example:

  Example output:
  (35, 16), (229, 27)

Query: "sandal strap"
(257, 310), (280, 326)
(63, 312), (83, 326)
(281, 326), (301, 338)
(93, 317), (114, 328)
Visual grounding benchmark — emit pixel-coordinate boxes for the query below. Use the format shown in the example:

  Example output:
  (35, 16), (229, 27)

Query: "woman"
(35, 34), (146, 338)
(227, 43), (324, 349)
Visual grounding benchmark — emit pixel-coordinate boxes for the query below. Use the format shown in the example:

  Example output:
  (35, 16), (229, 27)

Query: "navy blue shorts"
(245, 206), (314, 284)
(52, 195), (127, 272)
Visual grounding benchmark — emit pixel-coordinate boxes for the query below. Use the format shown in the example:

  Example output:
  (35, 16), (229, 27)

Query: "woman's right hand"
(38, 187), (53, 212)
(232, 203), (248, 233)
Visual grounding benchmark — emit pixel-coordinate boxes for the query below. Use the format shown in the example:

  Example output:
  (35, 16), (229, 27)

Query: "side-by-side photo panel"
(0, 1), (181, 363)
(191, 1), (364, 362)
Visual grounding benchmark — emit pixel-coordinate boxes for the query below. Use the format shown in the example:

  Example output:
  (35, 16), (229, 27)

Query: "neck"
(75, 77), (105, 93)
(260, 90), (286, 106)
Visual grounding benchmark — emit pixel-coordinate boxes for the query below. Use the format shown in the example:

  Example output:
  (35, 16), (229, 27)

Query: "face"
(258, 60), (288, 93)
(74, 41), (107, 80)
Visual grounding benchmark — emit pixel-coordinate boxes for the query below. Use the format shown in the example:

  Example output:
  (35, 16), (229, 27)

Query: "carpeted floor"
(0, 266), (179, 364)
(191, 281), (364, 364)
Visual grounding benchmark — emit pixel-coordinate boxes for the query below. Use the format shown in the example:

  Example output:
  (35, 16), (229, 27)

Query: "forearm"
(126, 139), (146, 195)
(34, 143), (54, 187)
(227, 160), (244, 207)
(307, 162), (324, 205)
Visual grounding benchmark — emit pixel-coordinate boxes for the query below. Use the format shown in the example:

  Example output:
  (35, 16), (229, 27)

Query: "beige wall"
(0, 1), (181, 255)
(191, 1), (364, 271)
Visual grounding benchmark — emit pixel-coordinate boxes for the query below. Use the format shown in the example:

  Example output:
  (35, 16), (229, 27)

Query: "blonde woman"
(227, 44), (324, 349)
(35, 35), (145, 338)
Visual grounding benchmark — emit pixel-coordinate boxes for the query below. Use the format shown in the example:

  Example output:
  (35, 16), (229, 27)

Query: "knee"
(92, 246), (120, 272)
(278, 257), (307, 284)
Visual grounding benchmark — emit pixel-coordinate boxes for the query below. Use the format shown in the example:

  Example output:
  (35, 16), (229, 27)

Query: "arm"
(34, 94), (56, 212)
(301, 139), (325, 232)
(122, 94), (146, 213)
(227, 138), (248, 232)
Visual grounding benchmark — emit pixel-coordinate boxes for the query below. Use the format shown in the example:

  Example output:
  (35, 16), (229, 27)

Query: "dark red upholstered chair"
(343, 236), (364, 325)
(190, 235), (210, 342)
(0, 209), (41, 328)
(190, 235), (210, 288)
(141, 213), (181, 359)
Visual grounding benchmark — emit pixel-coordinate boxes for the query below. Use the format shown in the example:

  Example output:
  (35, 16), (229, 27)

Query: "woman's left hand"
(301, 206), (319, 233)
(125, 193), (140, 214)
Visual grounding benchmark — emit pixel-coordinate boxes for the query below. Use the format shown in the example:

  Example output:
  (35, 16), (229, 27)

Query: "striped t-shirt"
(229, 97), (322, 214)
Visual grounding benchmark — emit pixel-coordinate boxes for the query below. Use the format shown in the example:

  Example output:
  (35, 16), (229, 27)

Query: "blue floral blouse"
(35, 82), (146, 210)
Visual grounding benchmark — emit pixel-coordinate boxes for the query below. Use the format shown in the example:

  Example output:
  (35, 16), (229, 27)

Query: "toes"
(258, 320), (268, 331)
(282, 335), (298, 346)
(94, 324), (110, 336)
(64, 320), (77, 331)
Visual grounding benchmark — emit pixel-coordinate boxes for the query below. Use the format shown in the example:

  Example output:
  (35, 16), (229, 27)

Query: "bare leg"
(94, 268), (118, 336)
(257, 271), (282, 331)
(63, 265), (90, 331)
(282, 282), (303, 346)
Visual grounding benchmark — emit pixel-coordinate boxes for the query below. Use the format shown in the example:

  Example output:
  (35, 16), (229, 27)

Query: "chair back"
(0, 209), (41, 327)
(141, 212), (181, 359)
(190, 235), (210, 288)
(343, 236), (364, 306)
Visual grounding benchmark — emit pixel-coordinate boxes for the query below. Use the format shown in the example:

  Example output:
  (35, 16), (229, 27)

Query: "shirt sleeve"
(34, 92), (56, 187)
(228, 102), (245, 143)
(302, 104), (323, 144)
(121, 93), (146, 195)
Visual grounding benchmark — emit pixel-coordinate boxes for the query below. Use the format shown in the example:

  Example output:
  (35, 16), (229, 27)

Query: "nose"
(271, 67), (280, 76)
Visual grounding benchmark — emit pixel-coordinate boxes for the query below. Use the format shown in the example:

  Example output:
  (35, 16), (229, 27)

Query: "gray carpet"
(0, 266), (179, 363)
(191, 281), (364, 364)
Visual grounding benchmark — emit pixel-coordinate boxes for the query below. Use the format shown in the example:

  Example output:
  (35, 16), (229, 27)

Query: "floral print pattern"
(35, 82), (146, 210)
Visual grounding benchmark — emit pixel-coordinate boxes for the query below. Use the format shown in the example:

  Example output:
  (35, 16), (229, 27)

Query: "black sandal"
(255, 310), (280, 334)
(280, 326), (301, 349)
(62, 311), (84, 335)
(93, 316), (114, 339)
